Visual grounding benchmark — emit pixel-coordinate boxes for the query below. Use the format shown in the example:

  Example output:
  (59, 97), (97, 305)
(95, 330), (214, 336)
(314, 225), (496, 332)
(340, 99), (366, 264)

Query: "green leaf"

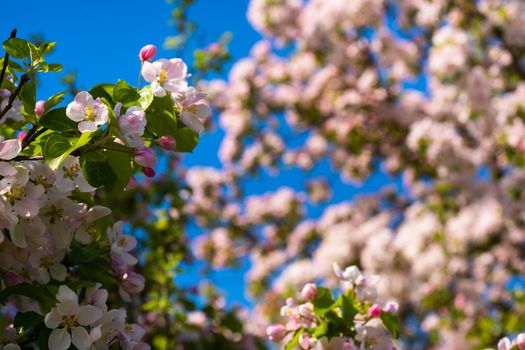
(19, 80), (36, 121)
(28, 42), (42, 66)
(312, 287), (335, 317)
(173, 127), (199, 152)
(113, 79), (139, 105)
(3, 38), (30, 59)
(14, 311), (43, 329)
(44, 132), (93, 170)
(90, 84), (114, 102)
(37, 326), (51, 350)
(105, 149), (135, 192)
(43, 133), (71, 167)
(138, 86), (154, 110)
(340, 294), (358, 325)
(80, 154), (117, 190)
(67, 240), (104, 264)
(285, 329), (304, 350)
(48, 63), (63, 72)
(0, 284), (55, 309)
(145, 95), (178, 137)
(44, 90), (68, 111)
(380, 312), (400, 339)
(39, 107), (78, 132)
(39, 42), (55, 55)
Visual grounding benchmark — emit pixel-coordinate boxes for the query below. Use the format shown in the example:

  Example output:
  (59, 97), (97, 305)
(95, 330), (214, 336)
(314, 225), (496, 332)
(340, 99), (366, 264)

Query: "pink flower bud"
(299, 333), (311, 349)
(34, 100), (45, 117)
(142, 167), (155, 177)
(139, 44), (157, 62)
(17, 132), (26, 141)
(301, 283), (318, 301)
(134, 148), (157, 167)
(158, 135), (177, 151)
(517, 333), (525, 350)
(368, 304), (382, 318)
(266, 324), (287, 342)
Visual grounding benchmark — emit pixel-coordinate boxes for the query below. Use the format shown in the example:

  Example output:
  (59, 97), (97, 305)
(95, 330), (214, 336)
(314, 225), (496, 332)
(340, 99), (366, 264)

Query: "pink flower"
(368, 304), (382, 318)
(142, 58), (187, 97)
(134, 148), (157, 168)
(175, 86), (211, 134)
(266, 324), (287, 342)
(66, 91), (108, 133)
(300, 283), (317, 301)
(158, 135), (176, 151)
(139, 44), (157, 62)
(517, 334), (525, 350)
(0, 137), (21, 160)
(118, 106), (146, 149)
(34, 100), (46, 117)
(299, 332), (311, 349)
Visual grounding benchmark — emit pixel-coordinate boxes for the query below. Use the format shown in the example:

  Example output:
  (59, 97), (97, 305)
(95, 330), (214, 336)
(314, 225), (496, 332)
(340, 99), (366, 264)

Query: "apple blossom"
(0, 138), (21, 160)
(44, 286), (103, 350)
(133, 148), (157, 168)
(118, 106), (147, 149)
(141, 58), (187, 97)
(66, 91), (108, 133)
(300, 283), (317, 301)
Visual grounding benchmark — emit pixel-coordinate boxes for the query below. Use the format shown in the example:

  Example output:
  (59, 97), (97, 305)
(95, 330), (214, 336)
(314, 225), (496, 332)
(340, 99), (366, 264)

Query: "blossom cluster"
(266, 263), (399, 350)
(0, 34), (208, 349)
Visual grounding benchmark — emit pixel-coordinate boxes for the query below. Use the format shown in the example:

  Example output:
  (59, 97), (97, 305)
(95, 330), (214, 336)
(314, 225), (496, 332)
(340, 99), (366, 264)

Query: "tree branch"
(21, 125), (47, 150)
(0, 29), (17, 89)
(0, 73), (29, 122)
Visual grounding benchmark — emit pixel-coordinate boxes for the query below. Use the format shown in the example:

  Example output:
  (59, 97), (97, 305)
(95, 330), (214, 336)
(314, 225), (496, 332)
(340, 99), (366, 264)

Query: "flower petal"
(0, 139), (21, 160)
(77, 305), (103, 326)
(57, 285), (78, 304)
(44, 308), (62, 329)
(72, 326), (92, 350)
(78, 121), (98, 133)
(48, 327), (71, 350)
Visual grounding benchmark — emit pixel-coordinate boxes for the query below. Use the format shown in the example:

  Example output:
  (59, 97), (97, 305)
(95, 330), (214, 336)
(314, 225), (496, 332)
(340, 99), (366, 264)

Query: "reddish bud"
(34, 100), (45, 117)
(158, 135), (177, 151)
(134, 148), (157, 167)
(300, 283), (317, 301)
(142, 167), (155, 177)
(367, 304), (382, 318)
(266, 324), (287, 342)
(139, 44), (157, 62)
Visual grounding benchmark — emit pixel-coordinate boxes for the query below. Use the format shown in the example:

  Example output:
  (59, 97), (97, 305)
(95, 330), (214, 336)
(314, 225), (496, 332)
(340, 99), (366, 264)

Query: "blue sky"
(1, 0), (404, 307)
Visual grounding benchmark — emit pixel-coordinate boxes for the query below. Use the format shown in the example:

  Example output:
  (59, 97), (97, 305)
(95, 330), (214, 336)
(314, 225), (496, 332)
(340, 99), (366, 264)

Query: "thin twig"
(0, 73), (29, 122)
(0, 29), (17, 89)
(7, 155), (44, 161)
(21, 126), (47, 150)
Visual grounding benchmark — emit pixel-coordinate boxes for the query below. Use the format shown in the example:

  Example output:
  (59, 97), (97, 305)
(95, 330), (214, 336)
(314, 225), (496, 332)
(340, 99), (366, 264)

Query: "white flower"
(118, 106), (147, 149)
(45, 286), (103, 350)
(0, 165), (44, 218)
(0, 137), (21, 160)
(142, 58), (187, 97)
(55, 156), (96, 193)
(66, 91), (109, 133)
(175, 85), (210, 134)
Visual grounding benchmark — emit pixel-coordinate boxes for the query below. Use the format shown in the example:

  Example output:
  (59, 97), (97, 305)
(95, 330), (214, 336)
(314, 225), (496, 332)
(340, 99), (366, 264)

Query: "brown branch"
(21, 126), (47, 150)
(0, 73), (29, 122)
(8, 155), (44, 161)
(0, 29), (17, 89)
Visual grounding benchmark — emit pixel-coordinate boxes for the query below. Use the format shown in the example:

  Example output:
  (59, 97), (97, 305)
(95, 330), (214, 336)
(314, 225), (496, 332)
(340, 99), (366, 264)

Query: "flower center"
(63, 164), (80, 180)
(62, 315), (78, 329)
(6, 184), (25, 202)
(45, 205), (65, 224)
(85, 106), (96, 122)
(40, 255), (55, 268)
(158, 69), (168, 85)
(34, 175), (52, 189)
